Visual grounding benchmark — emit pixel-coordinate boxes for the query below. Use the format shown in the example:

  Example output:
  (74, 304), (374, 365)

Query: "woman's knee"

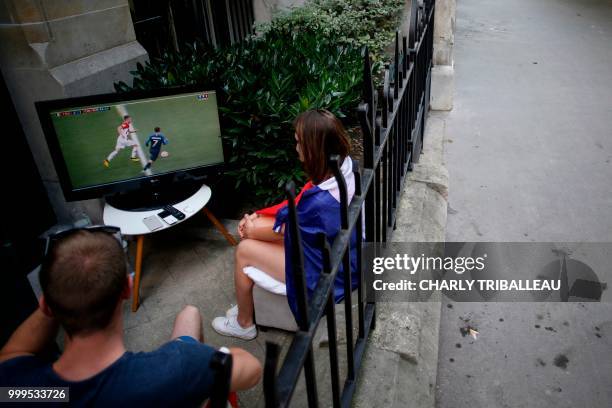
(235, 238), (257, 262)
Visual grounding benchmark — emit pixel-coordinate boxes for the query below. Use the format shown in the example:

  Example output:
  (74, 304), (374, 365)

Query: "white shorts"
(115, 136), (137, 150)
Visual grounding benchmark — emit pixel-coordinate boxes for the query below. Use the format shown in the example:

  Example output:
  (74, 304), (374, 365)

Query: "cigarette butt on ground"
(469, 328), (479, 340)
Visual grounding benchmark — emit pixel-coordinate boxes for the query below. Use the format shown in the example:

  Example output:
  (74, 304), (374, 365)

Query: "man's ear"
(121, 274), (133, 300)
(39, 296), (54, 317)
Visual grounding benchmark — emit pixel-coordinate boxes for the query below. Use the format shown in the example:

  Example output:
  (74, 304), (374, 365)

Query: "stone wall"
(431, 0), (456, 110)
(0, 0), (148, 224)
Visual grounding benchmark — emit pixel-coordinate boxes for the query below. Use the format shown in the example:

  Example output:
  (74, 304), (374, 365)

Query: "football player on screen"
(103, 115), (139, 167)
(143, 127), (169, 171)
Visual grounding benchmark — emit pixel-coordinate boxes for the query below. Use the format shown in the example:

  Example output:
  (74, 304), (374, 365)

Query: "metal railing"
(259, 1), (436, 406)
(362, 0), (435, 244)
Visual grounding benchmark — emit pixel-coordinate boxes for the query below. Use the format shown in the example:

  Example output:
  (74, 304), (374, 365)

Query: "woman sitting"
(212, 109), (359, 340)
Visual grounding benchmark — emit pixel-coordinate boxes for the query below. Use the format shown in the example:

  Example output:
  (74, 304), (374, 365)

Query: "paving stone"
(124, 313), (176, 352)
(372, 303), (421, 364)
(354, 347), (400, 408)
(122, 301), (151, 331)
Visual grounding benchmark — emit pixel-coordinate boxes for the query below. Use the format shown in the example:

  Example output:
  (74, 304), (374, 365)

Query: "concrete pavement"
(437, 0), (612, 407)
(444, 0), (612, 242)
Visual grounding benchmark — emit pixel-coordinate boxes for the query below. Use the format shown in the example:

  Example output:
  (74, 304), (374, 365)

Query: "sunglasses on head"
(44, 225), (123, 258)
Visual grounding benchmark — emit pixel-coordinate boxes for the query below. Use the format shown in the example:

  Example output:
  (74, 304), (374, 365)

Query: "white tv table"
(103, 184), (237, 312)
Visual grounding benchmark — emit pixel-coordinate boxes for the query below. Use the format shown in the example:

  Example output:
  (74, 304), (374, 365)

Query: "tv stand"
(105, 182), (202, 211)
(103, 183), (238, 312)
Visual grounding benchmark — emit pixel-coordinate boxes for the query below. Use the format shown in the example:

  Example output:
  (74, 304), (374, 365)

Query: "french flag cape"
(256, 157), (359, 319)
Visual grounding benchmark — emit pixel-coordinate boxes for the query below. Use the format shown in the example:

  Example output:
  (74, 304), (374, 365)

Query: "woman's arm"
(242, 215), (283, 242)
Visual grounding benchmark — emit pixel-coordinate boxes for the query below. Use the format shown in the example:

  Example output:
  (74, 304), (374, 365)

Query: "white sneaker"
(212, 315), (257, 340)
(226, 304), (238, 318)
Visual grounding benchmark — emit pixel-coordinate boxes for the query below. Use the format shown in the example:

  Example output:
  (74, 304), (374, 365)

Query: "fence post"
(328, 155), (355, 382)
(358, 49), (377, 244)
(209, 350), (233, 408)
(319, 233), (341, 408)
(285, 182), (319, 408)
(264, 342), (279, 408)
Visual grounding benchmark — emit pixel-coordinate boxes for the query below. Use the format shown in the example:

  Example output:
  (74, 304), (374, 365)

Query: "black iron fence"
(208, 0), (436, 405)
(362, 0), (435, 243)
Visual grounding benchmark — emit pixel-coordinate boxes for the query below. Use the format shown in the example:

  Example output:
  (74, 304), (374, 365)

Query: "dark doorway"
(129, 0), (255, 58)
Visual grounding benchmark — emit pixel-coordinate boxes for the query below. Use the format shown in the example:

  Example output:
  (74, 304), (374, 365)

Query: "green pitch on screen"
(51, 92), (223, 189)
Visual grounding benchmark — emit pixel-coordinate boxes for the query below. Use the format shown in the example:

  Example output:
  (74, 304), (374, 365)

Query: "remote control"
(163, 205), (185, 220)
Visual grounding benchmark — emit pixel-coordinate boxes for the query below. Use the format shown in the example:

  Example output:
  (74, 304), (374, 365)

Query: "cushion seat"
(244, 267), (298, 332)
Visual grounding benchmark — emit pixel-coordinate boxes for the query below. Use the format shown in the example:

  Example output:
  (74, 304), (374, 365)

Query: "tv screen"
(36, 87), (225, 202)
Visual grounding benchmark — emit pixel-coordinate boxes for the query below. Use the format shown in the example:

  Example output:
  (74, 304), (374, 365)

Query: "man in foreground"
(0, 227), (261, 406)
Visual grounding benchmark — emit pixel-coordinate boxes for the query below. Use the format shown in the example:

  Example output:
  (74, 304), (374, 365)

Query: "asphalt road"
(437, 0), (612, 407)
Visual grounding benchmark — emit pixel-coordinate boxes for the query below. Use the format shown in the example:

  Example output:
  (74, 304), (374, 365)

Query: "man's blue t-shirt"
(0, 340), (217, 407)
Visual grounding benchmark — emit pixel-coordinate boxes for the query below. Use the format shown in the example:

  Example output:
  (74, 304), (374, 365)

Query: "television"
(36, 86), (225, 210)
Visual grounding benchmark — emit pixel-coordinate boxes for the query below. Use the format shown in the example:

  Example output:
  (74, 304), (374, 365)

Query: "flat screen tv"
(36, 86), (225, 209)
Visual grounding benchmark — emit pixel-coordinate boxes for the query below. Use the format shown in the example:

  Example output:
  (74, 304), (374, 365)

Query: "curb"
(355, 112), (448, 408)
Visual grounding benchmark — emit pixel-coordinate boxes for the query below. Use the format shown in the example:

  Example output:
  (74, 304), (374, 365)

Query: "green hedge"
(257, 0), (405, 64)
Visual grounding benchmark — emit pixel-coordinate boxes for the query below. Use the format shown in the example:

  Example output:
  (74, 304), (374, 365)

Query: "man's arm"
(0, 308), (58, 363)
(228, 348), (262, 391)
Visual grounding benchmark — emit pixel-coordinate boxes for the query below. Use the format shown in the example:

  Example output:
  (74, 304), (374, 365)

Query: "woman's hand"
(238, 213), (259, 239)
(242, 213), (263, 240)
(238, 214), (247, 238)
(238, 214), (248, 239)
(238, 214), (282, 242)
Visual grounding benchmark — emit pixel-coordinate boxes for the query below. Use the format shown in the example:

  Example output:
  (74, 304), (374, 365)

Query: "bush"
(257, 0), (405, 64)
(218, 32), (363, 203)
